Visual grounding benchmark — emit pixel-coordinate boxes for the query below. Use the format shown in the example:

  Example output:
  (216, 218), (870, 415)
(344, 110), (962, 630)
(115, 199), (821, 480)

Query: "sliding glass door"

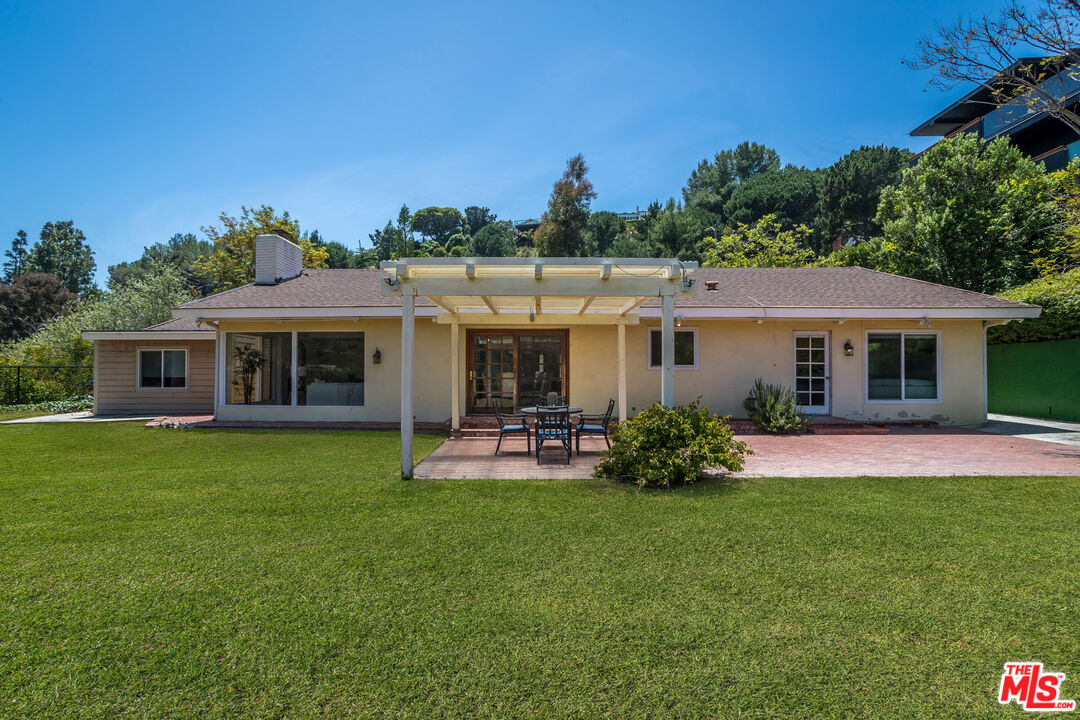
(466, 330), (568, 413)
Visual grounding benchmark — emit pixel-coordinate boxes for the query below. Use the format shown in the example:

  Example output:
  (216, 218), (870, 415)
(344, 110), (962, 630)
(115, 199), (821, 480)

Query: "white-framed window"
(138, 348), (188, 389)
(865, 330), (941, 403)
(648, 327), (698, 370)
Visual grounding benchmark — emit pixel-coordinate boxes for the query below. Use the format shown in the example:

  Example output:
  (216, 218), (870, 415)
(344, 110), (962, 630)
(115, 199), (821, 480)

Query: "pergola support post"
(401, 291), (415, 479)
(450, 318), (460, 432)
(617, 321), (627, 422)
(661, 292), (675, 407)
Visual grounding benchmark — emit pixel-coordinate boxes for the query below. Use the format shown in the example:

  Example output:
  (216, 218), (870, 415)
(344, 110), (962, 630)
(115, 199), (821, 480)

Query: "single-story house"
(83, 234), (1040, 473)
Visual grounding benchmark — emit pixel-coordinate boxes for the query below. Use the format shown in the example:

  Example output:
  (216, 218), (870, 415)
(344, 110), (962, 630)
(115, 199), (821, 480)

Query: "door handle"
(469, 371), (474, 381)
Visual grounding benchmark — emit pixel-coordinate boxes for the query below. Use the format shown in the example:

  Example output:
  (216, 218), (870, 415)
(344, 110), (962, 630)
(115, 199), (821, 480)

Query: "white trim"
(793, 331), (831, 414)
(636, 306), (1041, 320)
(136, 347), (188, 390)
(647, 326), (699, 370)
(290, 331), (298, 407)
(170, 305), (1039, 322)
(863, 329), (943, 404)
(82, 331), (214, 340)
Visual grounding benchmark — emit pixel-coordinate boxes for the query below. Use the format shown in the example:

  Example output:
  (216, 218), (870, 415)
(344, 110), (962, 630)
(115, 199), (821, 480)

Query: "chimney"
(254, 234), (303, 285)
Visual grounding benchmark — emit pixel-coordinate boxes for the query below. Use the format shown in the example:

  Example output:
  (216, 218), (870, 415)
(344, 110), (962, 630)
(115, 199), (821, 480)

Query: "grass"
(1, 423), (1077, 719)
(0, 408), (52, 421)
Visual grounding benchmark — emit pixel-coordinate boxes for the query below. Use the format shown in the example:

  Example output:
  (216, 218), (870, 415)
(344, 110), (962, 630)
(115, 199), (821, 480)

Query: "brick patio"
(414, 427), (1080, 479)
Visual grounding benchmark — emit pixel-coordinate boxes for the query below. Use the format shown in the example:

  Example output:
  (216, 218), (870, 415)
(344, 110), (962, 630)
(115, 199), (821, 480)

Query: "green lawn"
(0, 409), (53, 421)
(1, 424), (1076, 719)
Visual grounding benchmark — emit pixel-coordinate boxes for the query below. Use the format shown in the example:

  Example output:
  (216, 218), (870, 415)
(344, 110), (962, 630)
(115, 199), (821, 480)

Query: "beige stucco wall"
(93, 339), (215, 415)
(122, 316), (987, 426)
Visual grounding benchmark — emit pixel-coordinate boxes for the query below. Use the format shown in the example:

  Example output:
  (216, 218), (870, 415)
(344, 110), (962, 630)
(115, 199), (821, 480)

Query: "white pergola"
(380, 257), (698, 478)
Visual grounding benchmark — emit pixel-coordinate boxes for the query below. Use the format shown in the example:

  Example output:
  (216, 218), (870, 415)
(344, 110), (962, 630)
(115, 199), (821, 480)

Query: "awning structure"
(380, 257), (699, 478)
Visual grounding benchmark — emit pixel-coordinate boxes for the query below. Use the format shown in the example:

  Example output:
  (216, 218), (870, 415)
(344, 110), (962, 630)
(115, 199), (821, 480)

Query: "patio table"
(518, 406), (583, 416)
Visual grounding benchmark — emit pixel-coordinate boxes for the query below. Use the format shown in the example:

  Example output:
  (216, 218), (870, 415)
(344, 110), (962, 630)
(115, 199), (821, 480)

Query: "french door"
(466, 330), (568, 414)
(793, 332), (830, 414)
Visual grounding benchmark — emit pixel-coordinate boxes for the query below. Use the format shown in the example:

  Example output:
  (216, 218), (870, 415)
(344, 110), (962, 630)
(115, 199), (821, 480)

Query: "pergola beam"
(619, 296), (650, 315)
(534, 296), (542, 315)
(480, 295), (499, 314)
(427, 296), (458, 314)
(577, 296), (595, 314)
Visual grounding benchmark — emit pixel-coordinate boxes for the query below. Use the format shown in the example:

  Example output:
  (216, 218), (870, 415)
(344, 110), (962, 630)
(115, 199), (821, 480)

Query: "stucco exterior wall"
(93, 339), (215, 415)
(103, 316), (987, 426)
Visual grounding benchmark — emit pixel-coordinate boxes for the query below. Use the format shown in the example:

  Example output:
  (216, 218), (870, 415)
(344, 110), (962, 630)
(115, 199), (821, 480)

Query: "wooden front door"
(466, 330), (569, 414)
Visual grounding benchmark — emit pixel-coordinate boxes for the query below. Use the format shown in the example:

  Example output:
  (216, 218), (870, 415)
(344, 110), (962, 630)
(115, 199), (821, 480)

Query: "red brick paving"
(734, 428), (1080, 478)
(414, 428), (1080, 479)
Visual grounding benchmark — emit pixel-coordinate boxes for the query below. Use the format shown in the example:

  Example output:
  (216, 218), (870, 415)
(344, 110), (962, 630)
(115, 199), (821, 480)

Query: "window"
(297, 332), (365, 406)
(866, 332), (939, 402)
(648, 328), (697, 369)
(225, 332), (291, 405)
(138, 349), (187, 389)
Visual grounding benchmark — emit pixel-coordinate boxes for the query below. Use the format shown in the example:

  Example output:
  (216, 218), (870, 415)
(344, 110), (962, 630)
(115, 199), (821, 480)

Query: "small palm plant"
(232, 345), (266, 405)
(743, 378), (804, 433)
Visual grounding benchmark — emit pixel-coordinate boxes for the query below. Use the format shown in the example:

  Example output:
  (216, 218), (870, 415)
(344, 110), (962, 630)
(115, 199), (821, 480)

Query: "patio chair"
(577, 398), (616, 452)
(535, 406), (571, 465)
(493, 405), (530, 456)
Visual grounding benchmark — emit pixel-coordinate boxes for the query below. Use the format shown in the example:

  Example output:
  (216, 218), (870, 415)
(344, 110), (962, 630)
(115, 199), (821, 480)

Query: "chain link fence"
(0, 365), (93, 405)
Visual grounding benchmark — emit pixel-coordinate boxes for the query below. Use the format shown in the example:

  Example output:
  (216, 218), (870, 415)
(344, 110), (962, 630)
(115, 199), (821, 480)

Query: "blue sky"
(1, 0), (1009, 285)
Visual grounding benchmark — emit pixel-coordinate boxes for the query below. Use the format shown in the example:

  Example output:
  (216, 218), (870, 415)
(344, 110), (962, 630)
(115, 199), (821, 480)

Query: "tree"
(702, 215), (815, 268)
(410, 207), (463, 244)
(534, 154), (597, 256)
(469, 221), (516, 256)
(24, 221), (96, 295)
(875, 133), (1057, 293)
(321, 241), (354, 269)
(2, 230), (28, 282)
(463, 206), (497, 235)
(370, 221), (404, 262)
(1, 262), (193, 371)
(193, 205), (328, 292)
(0, 272), (77, 342)
(907, 0), (1080, 136)
(583, 211), (625, 254)
(817, 145), (912, 251)
(723, 165), (823, 237)
(107, 233), (215, 294)
(397, 205), (414, 256)
(682, 141), (781, 217)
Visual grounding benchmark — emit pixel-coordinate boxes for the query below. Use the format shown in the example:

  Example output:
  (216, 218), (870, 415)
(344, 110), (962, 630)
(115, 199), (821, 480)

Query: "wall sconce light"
(919, 316), (933, 328)
(675, 313), (684, 327)
(372, 348), (382, 364)
(843, 339), (854, 357)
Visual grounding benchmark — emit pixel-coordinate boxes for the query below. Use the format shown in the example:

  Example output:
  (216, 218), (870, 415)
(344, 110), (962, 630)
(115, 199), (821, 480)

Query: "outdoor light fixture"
(920, 316), (932, 328)
(372, 348), (381, 364)
(675, 314), (684, 327)
(843, 340), (854, 357)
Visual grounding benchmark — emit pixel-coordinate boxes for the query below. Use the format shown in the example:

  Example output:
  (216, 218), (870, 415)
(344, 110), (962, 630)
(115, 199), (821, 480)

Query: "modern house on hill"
(911, 57), (1080, 169)
(83, 234), (1040, 458)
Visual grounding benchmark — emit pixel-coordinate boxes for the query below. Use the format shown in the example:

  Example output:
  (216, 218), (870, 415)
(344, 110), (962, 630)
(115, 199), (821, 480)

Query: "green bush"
(743, 378), (804, 433)
(989, 269), (1080, 344)
(0, 395), (92, 415)
(593, 401), (749, 488)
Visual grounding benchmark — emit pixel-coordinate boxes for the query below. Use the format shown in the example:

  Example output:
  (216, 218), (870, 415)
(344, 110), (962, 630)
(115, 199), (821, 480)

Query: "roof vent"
(704, 280), (718, 291)
(254, 234), (303, 285)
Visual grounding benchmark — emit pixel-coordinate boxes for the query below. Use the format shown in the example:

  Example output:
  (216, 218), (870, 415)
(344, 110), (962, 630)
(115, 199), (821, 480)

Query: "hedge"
(989, 269), (1080, 344)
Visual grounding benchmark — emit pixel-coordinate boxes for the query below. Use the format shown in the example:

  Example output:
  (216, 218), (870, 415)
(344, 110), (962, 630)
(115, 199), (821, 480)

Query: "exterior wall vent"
(704, 280), (719, 291)
(254, 234), (303, 285)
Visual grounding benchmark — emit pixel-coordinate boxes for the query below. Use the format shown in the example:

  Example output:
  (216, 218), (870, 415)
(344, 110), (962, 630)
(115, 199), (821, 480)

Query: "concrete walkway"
(0, 411), (155, 424)
(977, 413), (1080, 448)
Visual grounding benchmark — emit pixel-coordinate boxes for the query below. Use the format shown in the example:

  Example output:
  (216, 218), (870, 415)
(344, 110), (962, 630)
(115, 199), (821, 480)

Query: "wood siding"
(94, 339), (215, 415)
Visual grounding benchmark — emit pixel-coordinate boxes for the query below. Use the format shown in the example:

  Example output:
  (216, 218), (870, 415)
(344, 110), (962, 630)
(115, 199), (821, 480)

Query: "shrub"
(593, 401), (749, 488)
(0, 395), (92, 415)
(988, 269), (1080, 344)
(743, 378), (804, 433)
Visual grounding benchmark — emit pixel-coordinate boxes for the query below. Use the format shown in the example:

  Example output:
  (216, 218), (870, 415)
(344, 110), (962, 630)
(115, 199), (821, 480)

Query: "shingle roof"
(175, 266), (1034, 313)
(179, 269), (434, 309)
(660, 267), (1033, 309)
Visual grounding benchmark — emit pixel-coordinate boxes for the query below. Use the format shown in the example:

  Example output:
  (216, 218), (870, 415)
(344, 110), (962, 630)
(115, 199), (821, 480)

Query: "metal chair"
(540, 391), (568, 407)
(535, 406), (571, 464)
(577, 398), (616, 452)
(493, 405), (530, 456)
